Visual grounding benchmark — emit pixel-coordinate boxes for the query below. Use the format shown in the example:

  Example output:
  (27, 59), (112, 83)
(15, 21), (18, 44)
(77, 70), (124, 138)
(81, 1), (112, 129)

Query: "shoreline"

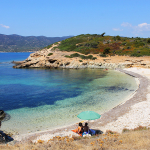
(11, 67), (150, 143)
(95, 68), (150, 130)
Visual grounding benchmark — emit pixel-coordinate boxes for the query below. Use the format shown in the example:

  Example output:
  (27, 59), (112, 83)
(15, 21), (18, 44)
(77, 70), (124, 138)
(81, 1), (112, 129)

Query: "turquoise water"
(0, 53), (138, 134)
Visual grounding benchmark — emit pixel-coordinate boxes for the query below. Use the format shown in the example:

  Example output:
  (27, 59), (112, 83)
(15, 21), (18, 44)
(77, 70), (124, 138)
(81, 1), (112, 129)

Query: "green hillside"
(51, 33), (150, 57)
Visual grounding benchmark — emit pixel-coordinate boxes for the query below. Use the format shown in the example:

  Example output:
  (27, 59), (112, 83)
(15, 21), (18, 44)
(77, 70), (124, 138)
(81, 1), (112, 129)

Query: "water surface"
(0, 53), (138, 134)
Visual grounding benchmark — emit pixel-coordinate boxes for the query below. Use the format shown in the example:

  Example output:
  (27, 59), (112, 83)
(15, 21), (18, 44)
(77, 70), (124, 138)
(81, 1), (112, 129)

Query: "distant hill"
(0, 34), (72, 52)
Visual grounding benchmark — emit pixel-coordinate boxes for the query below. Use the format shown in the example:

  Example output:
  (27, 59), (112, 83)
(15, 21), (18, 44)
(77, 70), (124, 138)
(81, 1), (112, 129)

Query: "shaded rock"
(0, 110), (5, 121)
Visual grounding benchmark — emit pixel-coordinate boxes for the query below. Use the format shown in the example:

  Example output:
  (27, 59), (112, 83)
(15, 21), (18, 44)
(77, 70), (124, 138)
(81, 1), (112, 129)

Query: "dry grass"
(0, 126), (150, 150)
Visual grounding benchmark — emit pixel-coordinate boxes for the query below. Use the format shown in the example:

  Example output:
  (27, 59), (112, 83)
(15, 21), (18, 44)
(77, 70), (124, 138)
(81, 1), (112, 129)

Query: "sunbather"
(83, 122), (89, 134)
(76, 122), (83, 134)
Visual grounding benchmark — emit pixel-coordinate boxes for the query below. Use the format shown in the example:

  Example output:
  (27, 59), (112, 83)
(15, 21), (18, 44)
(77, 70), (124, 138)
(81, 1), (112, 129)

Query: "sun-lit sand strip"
(98, 68), (150, 133)
(12, 67), (150, 143)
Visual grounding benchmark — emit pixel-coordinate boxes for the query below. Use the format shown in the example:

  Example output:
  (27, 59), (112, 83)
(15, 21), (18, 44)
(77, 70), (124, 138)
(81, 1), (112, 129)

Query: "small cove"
(0, 53), (138, 134)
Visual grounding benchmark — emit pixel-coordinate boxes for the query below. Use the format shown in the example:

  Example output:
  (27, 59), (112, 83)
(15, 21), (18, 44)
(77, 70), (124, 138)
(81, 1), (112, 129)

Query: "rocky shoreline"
(13, 44), (150, 69)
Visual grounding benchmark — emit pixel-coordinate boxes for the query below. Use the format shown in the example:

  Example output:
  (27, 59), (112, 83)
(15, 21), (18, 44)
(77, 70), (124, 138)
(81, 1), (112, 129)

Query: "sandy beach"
(10, 67), (150, 143)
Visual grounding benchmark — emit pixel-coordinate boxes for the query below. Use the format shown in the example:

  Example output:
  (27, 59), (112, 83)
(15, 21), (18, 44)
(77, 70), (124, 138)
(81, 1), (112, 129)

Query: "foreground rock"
(13, 43), (150, 69)
(0, 110), (5, 121)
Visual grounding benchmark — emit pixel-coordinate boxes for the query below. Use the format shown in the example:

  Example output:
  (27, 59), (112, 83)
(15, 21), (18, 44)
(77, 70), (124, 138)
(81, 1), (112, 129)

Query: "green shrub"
(64, 53), (95, 60)
(103, 47), (110, 54)
(120, 42), (126, 46)
(79, 54), (94, 59)
(92, 57), (97, 60)
(54, 42), (59, 45)
(130, 52), (142, 57)
(79, 60), (83, 62)
(84, 42), (98, 48)
(70, 53), (80, 57)
(52, 47), (58, 50)
(134, 41), (145, 47)
(127, 46), (131, 49)
(46, 44), (52, 49)
(116, 35), (121, 40)
(65, 55), (72, 58)
(147, 38), (150, 43)
(100, 54), (107, 57)
(122, 128), (130, 133)
(47, 53), (53, 56)
(87, 55), (93, 59)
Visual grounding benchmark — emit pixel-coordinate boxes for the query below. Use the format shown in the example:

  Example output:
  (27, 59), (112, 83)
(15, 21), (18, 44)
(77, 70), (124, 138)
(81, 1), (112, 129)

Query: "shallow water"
(0, 53), (138, 134)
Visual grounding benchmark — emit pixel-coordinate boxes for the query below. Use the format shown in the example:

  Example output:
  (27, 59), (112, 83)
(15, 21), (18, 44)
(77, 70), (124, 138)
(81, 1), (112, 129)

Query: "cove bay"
(0, 52), (138, 134)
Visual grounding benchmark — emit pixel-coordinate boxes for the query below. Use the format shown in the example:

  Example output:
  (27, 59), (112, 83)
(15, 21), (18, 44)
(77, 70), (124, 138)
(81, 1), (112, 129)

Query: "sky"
(1, 0), (150, 38)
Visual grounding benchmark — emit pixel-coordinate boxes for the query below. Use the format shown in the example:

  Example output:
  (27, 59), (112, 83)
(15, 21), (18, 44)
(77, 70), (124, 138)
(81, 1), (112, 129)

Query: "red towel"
(71, 129), (82, 136)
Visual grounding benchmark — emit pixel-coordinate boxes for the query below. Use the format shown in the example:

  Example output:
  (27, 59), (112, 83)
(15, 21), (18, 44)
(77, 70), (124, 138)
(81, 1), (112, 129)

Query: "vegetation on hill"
(65, 53), (97, 60)
(0, 34), (72, 52)
(53, 33), (150, 57)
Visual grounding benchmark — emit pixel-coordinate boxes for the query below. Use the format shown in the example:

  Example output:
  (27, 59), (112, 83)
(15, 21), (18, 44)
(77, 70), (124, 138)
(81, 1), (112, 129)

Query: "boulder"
(0, 110), (5, 121)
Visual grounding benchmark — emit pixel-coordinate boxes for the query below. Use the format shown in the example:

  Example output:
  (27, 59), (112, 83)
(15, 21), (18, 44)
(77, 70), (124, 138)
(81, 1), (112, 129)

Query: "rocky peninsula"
(13, 43), (150, 69)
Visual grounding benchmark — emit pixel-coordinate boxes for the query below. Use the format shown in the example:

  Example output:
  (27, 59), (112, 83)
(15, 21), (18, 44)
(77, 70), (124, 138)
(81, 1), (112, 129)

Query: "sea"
(0, 52), (138, 134)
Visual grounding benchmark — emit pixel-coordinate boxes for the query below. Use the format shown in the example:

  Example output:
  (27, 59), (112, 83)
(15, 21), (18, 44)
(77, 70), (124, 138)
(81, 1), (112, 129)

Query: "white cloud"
(121, 22), (132, 27)
(137, 23), (150, 31)
(113, 28), (123, 31)
(0, 24), (10, 29)
(120, 22), (150, 37)
(121, 22), (150, 31)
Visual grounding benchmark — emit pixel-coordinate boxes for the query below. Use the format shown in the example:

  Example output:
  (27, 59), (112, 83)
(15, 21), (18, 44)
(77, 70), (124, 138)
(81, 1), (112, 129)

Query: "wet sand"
(12, 67), (150, 143)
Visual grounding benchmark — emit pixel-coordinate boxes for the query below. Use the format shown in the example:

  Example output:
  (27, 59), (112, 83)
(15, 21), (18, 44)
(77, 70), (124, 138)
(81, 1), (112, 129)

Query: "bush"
(46, 44), (52, 49)
(86, 55), (93, 59)
(122, 128), (130, 133)
(79, 54), (94, 60)
(116, 35), (121, 40)
(84, 42), (98, 48)
(92, 57), (97, 60)
(65, 55), (72, 58)
(130, 52), (142, 57)
(120, 42), (126, 46)
(147, 38), (150, 43)
(100, 54), (107, 57)
(70, 53), (80, 57)
(127, 46), (131, 49)
(47, 53), (53, 56)
(52, 47), (58, 50)
(134, 41), (145, 48)
(65, 53), (95, 60)
(103, 47), (110, 54)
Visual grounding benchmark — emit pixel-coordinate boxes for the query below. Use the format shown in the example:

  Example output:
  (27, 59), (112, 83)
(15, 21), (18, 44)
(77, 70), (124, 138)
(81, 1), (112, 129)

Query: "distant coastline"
(0, 34), (72, 52)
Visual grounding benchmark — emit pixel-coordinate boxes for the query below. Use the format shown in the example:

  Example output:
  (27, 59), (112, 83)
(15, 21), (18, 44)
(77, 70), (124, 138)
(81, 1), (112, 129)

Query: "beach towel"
(71, 129), (82, 136)
(89, 129), (96, 135)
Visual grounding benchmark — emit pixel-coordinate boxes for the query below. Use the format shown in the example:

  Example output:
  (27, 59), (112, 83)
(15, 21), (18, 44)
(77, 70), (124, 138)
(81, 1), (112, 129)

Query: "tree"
(100, 32), (106, 37)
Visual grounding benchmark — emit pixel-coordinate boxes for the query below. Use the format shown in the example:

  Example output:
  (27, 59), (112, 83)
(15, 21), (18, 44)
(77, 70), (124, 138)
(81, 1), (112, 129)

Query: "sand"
(99, 68), (150, 133)
(10, 67), (150, 143)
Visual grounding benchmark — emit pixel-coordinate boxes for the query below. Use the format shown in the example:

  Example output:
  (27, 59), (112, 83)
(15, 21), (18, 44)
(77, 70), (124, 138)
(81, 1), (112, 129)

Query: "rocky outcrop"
(0, 110), (5, 121)
(13, 43), (150, 69)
